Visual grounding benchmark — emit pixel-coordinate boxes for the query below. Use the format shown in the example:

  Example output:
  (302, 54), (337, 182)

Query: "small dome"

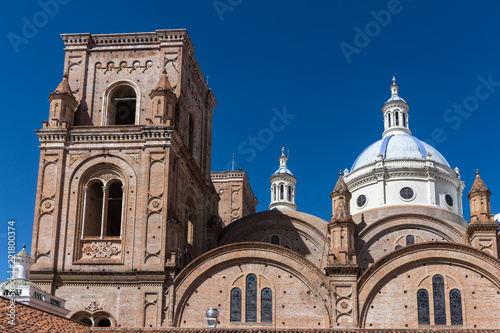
(385, 95), (406, 103)
(272, 167), (294, 176)
(0, 278), (42, 290)
(351, 134), (449, 171)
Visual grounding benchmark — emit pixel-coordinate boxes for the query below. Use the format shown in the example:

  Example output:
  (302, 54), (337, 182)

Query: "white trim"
(101, 80), (142, 126)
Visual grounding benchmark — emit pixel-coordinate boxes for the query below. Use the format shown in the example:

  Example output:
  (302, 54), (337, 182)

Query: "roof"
(272, 167), (294, 176)
(15, 244), (30, 258)
(385, 95), (407, 103)
(469, 170), (490, 194)
(90, 329), (500, 332)
(351, 134), (450, 172)
(0, 296), (89, 333)
(52, 74), (73, 96)
(332, 171), (349, 194)
(0, 278), (42, 290)
(153, 70), (174, 92)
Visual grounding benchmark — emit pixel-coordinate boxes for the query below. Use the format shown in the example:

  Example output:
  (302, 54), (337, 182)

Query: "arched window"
(280, 185), (284, 200)
(271, 235), (280, 246)
(261, 288), (272, 322)
(395, 245), (403, 250)
(388, 113), (391, 127)
(417, 289), (430, 325)
(288, 186), (291, 201)
(402, 113), (406, 127)
(433, 274), (446, 325)
(449, 289), (463, 325)
(406, 235), (415, 246)
(97, 318), (111, 327)
(82, 175), (123, 239)
(395, 112), (399, 126)
(106, 182), (123, 236)
(109, 85), (137, 125)
(273, 186), (277, 201)
(230, 288), (242, 322)
(246, 274), (257, 322)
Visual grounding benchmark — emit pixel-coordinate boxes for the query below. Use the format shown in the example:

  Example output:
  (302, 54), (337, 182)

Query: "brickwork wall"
(220, 210), (329, 270)
(359, 243), (500, 330)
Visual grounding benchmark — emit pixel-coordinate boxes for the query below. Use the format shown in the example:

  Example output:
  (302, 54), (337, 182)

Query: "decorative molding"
(82, 242), (120, 258)
(84, 301), (103, 313)
(96, 60), (153, 75)
(69, 154), (83, 166)
(127, 153), (140, 165)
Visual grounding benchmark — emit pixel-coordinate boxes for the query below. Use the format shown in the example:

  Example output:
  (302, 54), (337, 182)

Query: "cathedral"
(22, 29), (500, 330)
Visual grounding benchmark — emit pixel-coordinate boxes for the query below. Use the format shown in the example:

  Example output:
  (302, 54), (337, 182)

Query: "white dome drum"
(344, 78), (465, 217)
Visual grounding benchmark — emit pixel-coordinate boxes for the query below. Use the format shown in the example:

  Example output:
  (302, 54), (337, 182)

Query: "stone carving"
(82, 242), (120, 258)
(96, 60), (153, 74)
(98, 173), (118, 182)
(70, 154), (82, 166)
(127, 153), (140, 165)
(84, 301), (103, 313)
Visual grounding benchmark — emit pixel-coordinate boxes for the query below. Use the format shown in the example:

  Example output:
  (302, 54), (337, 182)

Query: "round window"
(356, 195), (367, 207)
(445, 194), (453, 207)
(400, 187), (414, 200)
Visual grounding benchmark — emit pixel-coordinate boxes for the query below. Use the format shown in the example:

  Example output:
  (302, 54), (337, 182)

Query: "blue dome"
(272, 167), (294, 176)
(351, 134), (450, 172)
(385, 95), (406, 103)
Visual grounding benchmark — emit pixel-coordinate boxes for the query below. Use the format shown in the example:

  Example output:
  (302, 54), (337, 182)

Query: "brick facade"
(25, 29), (500, 330)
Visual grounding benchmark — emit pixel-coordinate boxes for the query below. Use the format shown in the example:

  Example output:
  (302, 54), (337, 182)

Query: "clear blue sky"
(1, 0), (500, 281)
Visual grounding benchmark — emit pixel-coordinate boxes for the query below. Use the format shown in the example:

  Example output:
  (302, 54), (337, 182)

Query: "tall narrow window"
(388, 113), (391, 127)
(280, 185), (284, 200)
(402, 113), (406, 127)
(273, 186), (276, 201)
(288, 186), (291, 201)
(449, 289), (463, 325)
(406, 235), (415, 246)
(188, 115), (195, 155)
(230, 288), (242, 322)
(433, 274), (446, 325)
(271, 235), (280, 245)
(84, 182), (104, 236)
(261, 288), (272, 322)
(395, 112), (400, 126)
(83, 177), (123, 238)
(110, 85), (136, 125)
(246, 274), (257, 322)
(417, 289), (430, 325)
(187, 218), (194, 246)
(106, 182), (122, 236)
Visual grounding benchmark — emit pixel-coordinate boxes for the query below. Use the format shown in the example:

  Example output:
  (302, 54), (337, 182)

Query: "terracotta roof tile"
(332, 171), (349, 195)
(154, 71), (174, 92)
(0, 296), (89, 332)
(469, 169), (490, 194)
(52, 74), (73, 96)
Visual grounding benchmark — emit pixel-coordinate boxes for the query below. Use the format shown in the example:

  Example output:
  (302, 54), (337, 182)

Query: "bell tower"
(325, 171), (359, 328)
(466, 170), (498, 258)
(30, 30), (220, 328)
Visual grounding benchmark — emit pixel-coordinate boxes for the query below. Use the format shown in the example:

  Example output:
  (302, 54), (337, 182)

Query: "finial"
(390, 76), (399, 97)
(281, 147), (285, 156)
(23, 243), (26, 249)
(339, 170), (343, 176)
(476, 169), (480, 175)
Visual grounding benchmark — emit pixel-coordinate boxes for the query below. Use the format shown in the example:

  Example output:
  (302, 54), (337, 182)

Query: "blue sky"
(1, 0), (500, 281)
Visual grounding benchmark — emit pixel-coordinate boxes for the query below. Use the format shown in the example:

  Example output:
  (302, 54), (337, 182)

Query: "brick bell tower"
(30, 30), (221, 328)
(466, 170), (498, 258)
(325, 171), (360, 328)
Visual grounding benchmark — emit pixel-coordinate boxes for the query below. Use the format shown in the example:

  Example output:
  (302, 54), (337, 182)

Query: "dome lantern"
(269, 147), (297, 211)
(382, 76), (411, 137)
